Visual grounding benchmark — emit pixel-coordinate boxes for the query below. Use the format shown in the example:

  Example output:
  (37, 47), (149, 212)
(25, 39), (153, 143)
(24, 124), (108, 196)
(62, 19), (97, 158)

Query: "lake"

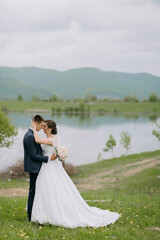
(0, 111), (159, 172)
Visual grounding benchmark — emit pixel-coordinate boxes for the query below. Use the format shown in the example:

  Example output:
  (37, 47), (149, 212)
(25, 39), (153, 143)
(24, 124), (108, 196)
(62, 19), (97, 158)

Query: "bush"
(31, 95), (41, 101)
(1, 106), (8, 113)
(102, 98), (111, 102)
(64, 107), (73, 112)
(120, 131), (131, 154)
(17, 95), (23, 101)
(152, 121), (160, 141)
(49, 94), (59, 102)
(114, 108), (118, 113)
(62, 162), (78, 176)
(0, 160), (28, 179)
(142, 98), (148, 102)
(56, 107), (62, 112)
(103, 134), (116, 157)
(98, 108), (106, 113)
(0, 160), (78, 179)
(123, 95), (139, 102)
(74, 107), (79, 112)
(84, 94), (97, 103)
(51, 107), (55, 112)
(149, 92), (158, 102)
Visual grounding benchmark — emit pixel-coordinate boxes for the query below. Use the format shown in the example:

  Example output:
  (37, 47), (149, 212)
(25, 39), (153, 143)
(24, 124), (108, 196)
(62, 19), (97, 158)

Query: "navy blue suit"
(23, 128), (48, 221)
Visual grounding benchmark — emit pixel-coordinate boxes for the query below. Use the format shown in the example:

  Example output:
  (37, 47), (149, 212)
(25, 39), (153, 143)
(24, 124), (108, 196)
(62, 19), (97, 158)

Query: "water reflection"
(6, 111), (158, 129)
(149, 114), (158, 122)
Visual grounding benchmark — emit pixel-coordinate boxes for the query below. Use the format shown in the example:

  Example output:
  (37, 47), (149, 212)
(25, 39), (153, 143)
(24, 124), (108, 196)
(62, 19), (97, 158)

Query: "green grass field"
(0, 100), (160, 114)
(0, 151), (160, 239)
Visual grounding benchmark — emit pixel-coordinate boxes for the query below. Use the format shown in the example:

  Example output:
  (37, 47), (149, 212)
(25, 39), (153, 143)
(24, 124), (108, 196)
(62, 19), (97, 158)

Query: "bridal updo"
(45, 120), (57, 135)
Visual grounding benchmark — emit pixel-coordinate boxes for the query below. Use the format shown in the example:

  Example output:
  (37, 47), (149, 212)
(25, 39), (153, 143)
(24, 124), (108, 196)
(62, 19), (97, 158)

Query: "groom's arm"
(26, 135), (48, 163)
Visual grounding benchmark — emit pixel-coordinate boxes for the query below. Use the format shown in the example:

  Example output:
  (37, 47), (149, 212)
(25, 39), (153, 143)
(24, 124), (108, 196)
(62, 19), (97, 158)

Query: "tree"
(149, 92), (158, 102)
(84, 94), (97, 103)
(0, 110), (17, 148)
(17, 95), (23, 101)
(97, 153), (103, 161)
(103, 134), (116, 157)
(49, 94), (59, 102)
(31, 95), (40, 101)
(123, 95), (139, 102)
(152, 121), (160, 141)
(120, 131), (131, 154)
(90, 95), (97, 102)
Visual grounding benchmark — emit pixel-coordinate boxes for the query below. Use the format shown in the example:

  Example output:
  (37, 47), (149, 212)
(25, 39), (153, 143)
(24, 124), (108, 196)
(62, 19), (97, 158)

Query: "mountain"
(0, 66), (160, 100)
(0, 76), (51, 100)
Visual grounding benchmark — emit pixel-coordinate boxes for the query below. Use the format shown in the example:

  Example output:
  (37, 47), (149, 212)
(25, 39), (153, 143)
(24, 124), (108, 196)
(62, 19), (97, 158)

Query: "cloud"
(0, 0), (160, 76)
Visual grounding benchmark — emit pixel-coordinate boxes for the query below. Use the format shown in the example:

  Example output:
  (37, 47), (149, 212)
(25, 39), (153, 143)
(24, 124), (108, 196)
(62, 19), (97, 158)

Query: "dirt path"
(0, 157), (160, 196)
(75, 157), (160, 191)
(0, 187), (28, 197)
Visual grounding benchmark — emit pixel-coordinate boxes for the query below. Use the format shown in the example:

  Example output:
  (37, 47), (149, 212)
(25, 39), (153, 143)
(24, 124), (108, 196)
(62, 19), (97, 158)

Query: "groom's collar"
(29, 127), (33, 132)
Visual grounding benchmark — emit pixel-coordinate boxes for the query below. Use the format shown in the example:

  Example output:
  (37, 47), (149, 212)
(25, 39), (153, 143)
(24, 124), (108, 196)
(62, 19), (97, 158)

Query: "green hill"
(0, 66), (160, 100)
(0, 76), (51, 100)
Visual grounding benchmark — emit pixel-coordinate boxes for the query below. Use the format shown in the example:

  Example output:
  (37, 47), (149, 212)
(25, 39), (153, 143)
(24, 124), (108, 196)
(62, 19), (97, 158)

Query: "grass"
(0, 100), (160, 115)
(0, 177), (29, 189)
(72, 150), (160, 179)
(0, 151), (160, 239)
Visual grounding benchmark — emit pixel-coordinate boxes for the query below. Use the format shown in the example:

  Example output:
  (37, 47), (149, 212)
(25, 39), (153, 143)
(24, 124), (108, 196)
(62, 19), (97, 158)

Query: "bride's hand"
(31, 120), (36, 130)
(50, 153), (57, 161)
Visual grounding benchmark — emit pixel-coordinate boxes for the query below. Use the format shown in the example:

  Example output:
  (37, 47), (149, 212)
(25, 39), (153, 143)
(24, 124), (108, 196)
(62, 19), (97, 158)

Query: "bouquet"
(55, 146), (68, 162)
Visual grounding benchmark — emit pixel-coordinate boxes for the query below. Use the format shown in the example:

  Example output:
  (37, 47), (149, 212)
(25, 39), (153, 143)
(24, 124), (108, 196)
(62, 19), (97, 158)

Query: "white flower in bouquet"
(55, 146), (68, 162)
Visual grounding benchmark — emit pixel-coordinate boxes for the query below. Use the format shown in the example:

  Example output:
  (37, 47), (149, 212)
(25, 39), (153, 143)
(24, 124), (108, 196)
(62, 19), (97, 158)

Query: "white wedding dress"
(31, 139), (120, 228)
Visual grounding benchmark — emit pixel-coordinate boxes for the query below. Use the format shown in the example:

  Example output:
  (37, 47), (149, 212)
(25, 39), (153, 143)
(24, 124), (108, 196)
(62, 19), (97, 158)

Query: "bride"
(31, 119), (120, 228)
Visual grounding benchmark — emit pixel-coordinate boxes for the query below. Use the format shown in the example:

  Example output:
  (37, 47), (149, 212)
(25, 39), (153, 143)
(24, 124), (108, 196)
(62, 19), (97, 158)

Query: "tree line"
(16, 92), (160, 103)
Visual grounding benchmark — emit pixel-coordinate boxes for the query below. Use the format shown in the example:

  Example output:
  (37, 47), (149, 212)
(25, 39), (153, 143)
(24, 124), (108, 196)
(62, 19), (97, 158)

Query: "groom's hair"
(33, 115), (45, 123)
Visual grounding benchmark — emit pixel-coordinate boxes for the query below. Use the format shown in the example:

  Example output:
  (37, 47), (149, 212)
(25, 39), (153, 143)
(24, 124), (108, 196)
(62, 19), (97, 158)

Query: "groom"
(23, 114), (57, 221)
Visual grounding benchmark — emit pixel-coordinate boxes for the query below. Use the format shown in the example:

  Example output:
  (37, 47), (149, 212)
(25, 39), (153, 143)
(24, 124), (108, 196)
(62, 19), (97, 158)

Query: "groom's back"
(23, 129), (42, 173)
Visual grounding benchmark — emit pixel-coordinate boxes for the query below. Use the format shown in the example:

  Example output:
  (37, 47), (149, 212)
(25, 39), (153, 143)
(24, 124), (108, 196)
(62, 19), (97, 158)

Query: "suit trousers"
(27, 173), (38, 221)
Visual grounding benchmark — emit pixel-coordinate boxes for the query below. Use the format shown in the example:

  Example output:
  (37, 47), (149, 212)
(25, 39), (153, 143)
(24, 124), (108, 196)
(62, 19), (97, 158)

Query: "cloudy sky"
(0, 0), (160, 76)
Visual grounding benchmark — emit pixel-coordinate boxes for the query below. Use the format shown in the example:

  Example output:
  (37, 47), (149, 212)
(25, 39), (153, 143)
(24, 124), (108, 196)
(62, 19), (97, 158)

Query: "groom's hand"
(50, 153), (57, 161)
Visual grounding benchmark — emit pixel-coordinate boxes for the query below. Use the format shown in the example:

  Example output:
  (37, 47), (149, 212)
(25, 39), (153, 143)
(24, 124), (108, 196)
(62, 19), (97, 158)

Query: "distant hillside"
(0, 66), (160, 100)
(0, 76), (51, 100)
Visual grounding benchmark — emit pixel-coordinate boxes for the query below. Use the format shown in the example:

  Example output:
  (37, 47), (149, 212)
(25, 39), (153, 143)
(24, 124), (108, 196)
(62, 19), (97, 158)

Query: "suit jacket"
(23, 128), (48, 173)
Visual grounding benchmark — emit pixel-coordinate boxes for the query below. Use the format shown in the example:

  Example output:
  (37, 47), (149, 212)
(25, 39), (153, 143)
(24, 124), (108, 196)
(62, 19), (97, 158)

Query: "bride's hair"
(45, 120), (57, 135)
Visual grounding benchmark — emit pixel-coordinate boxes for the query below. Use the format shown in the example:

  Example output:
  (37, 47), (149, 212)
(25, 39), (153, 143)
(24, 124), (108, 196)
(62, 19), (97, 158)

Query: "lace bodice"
(41, 138), (57, 156)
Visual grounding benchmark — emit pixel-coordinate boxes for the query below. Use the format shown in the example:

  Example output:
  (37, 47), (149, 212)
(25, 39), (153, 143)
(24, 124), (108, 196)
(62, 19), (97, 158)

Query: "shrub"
(1, 106), (8, 113)
(149, 92), (158, 102)
(120, 131), (131, 154)
(62, 162), (78, 176)
(123, 95), (139, 102)
(0, 160), (28, 179)
(74, 107), (79, 112)
(152, 121), (160, 141)
(56, 107), (62, 112)
(51, 107), (55, 112)
(142, 98), (148, 102)
(17, 95), (23, 101)
(103, 134), (116, 157)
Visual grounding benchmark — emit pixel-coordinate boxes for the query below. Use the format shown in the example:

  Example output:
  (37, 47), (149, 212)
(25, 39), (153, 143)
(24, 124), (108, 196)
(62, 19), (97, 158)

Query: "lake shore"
(1, 100), (160, 115)
(0, 150), (160, 190)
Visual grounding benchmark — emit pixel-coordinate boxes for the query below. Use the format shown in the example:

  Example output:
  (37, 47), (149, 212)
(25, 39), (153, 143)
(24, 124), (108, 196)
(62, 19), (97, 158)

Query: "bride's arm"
(34, 130), (53, 145)
(32, 123), (53, 145)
